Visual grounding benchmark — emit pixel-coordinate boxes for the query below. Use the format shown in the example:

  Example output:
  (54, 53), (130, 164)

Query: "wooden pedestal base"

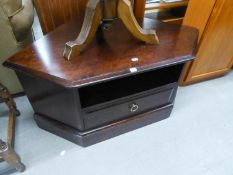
(63, 0), (159, 60)
(34, 104), (173, 147)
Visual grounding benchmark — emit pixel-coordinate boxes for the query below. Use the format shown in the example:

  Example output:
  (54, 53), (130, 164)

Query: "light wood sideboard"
(136, 0), (233, 85)
(180, 0), (233, 84)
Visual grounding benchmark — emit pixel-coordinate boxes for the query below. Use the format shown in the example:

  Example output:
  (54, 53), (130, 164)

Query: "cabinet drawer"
(83, 83), (177, 129)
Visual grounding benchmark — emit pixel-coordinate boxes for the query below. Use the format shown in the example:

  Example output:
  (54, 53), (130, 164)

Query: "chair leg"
(7, 110), (16, 147)
(0, 140), (25, 172)
(0, 83), (25, 172)
(0, 83), (20, 147)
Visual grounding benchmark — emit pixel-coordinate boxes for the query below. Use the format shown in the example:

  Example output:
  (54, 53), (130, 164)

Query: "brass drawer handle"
(129, 103), (139, 112)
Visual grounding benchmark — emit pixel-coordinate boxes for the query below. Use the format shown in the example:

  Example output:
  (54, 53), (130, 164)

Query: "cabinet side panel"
(183, 0), (216, 42)
(180, 0), (216, 85)
(16, 72), (85, 130)
(182, 0), (233, 84)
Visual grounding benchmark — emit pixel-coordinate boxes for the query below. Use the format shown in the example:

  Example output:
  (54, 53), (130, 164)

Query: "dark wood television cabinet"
(4, 17), (198, 147)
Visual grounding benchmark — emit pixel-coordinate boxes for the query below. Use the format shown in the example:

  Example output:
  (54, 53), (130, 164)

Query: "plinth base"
(34, 104), (173, 147)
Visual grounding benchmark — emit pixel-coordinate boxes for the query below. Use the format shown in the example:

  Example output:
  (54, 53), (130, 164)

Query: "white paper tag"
(130, 67), (138, 73)
(131, 57), (139, 62)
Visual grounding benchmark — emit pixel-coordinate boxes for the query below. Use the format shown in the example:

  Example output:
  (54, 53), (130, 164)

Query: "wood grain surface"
(181, 0), (233, 84)
(34, 0), (88, 34)
(4, 18), (198, 88)
(182, 0), (216, 42)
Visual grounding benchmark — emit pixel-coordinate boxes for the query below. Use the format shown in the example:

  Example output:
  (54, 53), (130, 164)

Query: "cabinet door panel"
(182, 0), (233, 84)
(183, 0), (216, 41)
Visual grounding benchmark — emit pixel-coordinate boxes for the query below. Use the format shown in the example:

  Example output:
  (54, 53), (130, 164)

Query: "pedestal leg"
(63, 0), (102, 60)
(118, 0), (159, 44)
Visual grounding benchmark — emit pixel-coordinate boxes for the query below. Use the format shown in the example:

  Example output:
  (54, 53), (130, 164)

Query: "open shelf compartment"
(79, 64), (184, 108)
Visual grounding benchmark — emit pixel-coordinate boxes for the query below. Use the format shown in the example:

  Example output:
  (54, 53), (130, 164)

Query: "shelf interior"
(145, 6), (187, 24)
(79, 64), (184, 108)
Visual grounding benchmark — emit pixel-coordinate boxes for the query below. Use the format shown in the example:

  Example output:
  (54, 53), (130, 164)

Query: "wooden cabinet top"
(4, 17), (198, 88)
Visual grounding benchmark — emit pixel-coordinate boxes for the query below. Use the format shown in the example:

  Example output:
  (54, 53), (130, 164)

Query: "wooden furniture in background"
(137, 0), (233, 85)
(136, 0), (188, 24)
(63, 0), (159, 60)
(181, 0), (216, 42)
(145, 0), (188, 11)
(33, 0), (88, 34)
(34, 0), (139, 35)
(4, 18), (198, 146)
(180, 0), (233, 84)
(134, 0), (146, 21)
